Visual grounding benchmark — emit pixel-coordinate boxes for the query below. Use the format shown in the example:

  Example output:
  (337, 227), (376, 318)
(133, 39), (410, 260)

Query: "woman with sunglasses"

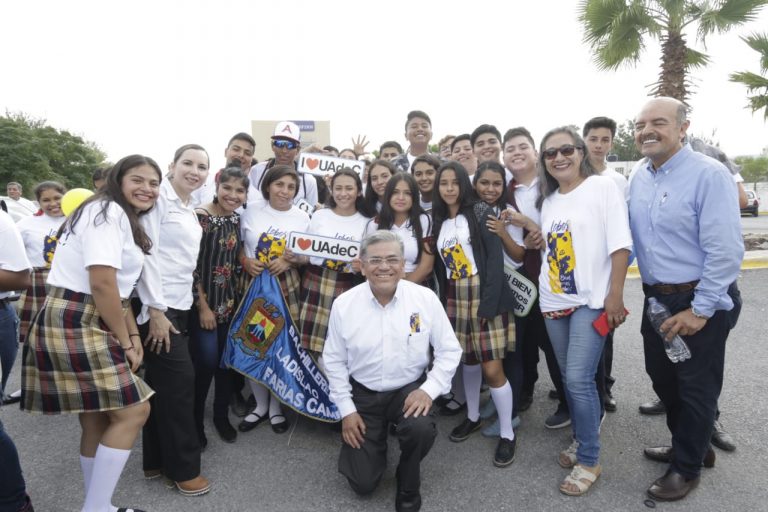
(410, 154), (440, 213)
(534, 127), (631, 496)
(432, 161), (517, 467)
(189, 166), (249, 447)
(299, 168), (370, 357)
(22, 156), (159, 512)
(237, 165), (310, 434)
(136, 144), (211, 497)
(363, 159), (396, 214)
(364, 173), (434, 285)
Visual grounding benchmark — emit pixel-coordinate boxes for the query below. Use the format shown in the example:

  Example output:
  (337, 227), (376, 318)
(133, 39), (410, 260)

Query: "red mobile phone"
(593, 308), (630, 336)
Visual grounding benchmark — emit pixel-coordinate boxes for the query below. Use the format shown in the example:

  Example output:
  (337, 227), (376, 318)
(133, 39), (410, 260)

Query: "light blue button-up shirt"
(628, 144), (743, 317)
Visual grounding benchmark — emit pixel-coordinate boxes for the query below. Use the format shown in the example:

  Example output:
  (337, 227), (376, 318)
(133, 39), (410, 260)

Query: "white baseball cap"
(272, 121), (301, 144)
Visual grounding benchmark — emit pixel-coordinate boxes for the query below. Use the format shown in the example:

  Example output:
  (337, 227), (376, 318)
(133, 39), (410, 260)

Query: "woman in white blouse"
(136, 144), (212, 497)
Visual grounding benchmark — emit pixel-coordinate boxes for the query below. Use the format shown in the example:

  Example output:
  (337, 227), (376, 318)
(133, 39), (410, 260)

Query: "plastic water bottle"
(646, 297), (692, 363)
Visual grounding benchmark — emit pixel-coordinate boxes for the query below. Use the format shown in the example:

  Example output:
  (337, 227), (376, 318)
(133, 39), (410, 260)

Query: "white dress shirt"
(137, 180), (202, 319)
(323, 280), (462, 418)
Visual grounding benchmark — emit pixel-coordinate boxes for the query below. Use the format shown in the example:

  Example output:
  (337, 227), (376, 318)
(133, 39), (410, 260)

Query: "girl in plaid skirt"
(16, 181), (66, 344)
(298, 168), (369, 355)
(21, 155), (160, 512)
(238, 165), (310, 434)
(432, 161), (517, 468)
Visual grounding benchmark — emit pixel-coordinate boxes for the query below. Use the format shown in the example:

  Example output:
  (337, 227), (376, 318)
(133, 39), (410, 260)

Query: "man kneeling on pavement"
(323, 230), (461, 512)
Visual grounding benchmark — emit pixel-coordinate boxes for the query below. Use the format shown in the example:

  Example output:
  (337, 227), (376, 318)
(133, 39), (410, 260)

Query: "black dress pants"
(339, 378), (437, 495)
(141, 308), (201, 482)
(641, 283), (740, 479)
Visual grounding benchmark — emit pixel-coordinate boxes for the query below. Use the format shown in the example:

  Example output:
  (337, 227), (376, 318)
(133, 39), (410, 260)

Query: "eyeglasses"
(272, 139), (299, 150)
(542, 144), (580, 160)
(364, 256), (403, 267)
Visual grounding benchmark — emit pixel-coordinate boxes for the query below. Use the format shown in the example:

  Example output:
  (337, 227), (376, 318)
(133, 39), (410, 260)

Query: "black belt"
(643, 280), (699, 295)
(350, 378), (377, 394)
(0, 298), (8, 307)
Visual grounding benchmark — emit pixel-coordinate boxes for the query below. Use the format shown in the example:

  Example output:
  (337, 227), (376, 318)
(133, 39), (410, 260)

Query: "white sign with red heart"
(287, 231), (360, 262)
(297, 153), (364, 178)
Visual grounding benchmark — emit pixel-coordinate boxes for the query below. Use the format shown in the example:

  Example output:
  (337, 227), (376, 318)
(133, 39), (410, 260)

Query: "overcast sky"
(2, 0), (767, 170)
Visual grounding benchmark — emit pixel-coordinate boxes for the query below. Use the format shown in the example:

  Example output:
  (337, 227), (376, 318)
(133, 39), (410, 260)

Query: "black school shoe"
(449, 418), (482, 442)
(493, 437), (517, 467)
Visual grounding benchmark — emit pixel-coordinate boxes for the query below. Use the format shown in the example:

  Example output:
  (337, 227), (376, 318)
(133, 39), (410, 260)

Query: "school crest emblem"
(232, 298), (285, 359)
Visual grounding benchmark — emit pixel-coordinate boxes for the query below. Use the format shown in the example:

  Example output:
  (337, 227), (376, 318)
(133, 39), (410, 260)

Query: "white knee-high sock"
(80, 455), (94, 495)
(490, 382), (515, 441)
(463, 364), (483, 421)
(81, 444), (130, 512)
(246, 381), (270, 420)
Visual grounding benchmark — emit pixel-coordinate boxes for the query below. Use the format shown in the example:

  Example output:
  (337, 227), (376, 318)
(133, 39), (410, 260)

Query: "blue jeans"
(0, 303), (20, 395)
(545, 306), (606, 466)
(188, 309), (233, 433)
(0, 419), (32, 512)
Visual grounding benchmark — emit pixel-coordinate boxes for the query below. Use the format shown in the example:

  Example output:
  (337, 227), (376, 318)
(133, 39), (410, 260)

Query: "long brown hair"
(64, 155), (161, 254)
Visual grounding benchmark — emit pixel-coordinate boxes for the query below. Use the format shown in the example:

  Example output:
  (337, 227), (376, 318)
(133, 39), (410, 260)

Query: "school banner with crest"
(222, 272), (341, 422)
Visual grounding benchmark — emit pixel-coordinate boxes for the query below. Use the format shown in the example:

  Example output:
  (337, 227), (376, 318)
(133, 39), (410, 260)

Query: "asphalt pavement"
(2, 269), (768, 512)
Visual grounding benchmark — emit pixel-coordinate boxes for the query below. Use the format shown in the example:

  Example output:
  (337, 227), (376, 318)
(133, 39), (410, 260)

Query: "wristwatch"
(690, 306), (710, 320)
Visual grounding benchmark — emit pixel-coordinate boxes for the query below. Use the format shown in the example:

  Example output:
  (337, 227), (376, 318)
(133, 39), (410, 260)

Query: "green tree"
(578, 0), (768, 103)
(729, 32), (768, 120)
(0, 111), (106, 199)
(735, 155), (768, 184)
(611, 120), (643, 160)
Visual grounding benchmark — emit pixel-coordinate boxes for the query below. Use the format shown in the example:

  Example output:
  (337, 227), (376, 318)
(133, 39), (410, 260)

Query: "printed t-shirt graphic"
(546, 220), (577, 294)
(441, 242), (472, 280)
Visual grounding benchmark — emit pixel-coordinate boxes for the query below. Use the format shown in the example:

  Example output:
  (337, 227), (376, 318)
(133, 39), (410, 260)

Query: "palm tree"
(578, 0), (768, 102)
(729, 32), (768, 120)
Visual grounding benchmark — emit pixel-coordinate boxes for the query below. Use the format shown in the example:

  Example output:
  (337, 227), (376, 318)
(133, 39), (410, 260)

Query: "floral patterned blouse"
(194, 209), (241, 323)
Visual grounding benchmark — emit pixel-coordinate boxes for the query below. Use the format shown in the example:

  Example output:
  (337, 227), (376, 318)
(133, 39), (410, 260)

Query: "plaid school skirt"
(446, 274), (515, 365)
(17, 267), (49, 344)
(21, 286), (154, 414)
(299, 265), (362, 353)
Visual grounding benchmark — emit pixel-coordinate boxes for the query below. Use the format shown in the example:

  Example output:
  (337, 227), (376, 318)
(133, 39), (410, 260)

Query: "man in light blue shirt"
(629, 97), (743, 502)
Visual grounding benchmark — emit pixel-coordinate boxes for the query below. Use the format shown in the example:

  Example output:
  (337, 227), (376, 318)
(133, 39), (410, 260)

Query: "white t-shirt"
(599, 168), (629, 201)
(0, 210), (32, 299)
(48, 201), (145, 299)
(365, 214), (432, 273)
(307, 208), (368, 272)
(16, 214), (65, 268)
(248, 162), (319, 214)
(240, 203), (310, 262)
(436, 214), (478, 279)
(538, 175), (632, 312)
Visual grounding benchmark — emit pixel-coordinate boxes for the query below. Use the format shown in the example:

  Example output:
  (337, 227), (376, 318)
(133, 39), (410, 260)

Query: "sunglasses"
(542, 144), (580, 160)
(272, 139), (299, 150)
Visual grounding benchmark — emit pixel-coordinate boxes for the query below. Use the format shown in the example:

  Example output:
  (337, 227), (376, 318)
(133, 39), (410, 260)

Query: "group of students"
(3, 102), (735, 511)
